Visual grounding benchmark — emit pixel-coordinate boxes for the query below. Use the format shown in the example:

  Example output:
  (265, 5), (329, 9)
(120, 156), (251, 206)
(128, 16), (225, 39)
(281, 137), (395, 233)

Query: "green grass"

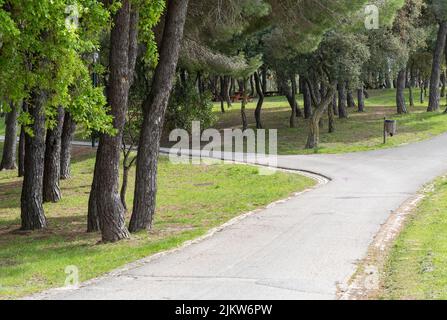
(380, 176), (447, 299)
(0, 144), (315, 299)
(209, 89), (447, 155)
(0, 118), (5, 136)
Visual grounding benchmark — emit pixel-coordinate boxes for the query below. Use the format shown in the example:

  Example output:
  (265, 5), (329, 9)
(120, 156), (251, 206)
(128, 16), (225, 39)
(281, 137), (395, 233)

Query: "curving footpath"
(20, 133), (447, 300)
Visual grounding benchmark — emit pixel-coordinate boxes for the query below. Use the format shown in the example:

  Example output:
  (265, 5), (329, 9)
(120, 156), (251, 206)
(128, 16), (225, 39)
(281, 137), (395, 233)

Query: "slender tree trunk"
(302, 79), (312, 119)
(21, 92), (47, 230)
(223, 76), (232, 108)
(87, 0), (136, 241)
(385, 73), (393, 89)
(409, 86), (414, 107)
(306, 85), (336, 149)
(254, 71), (264, 129)
(250, 75), (255, 97)
(0, 102), (19, 170)
(428, 21), (447, 112)
(18, 126), (25, 177)
(328, 93), (336, 133)
(357, 86), (365, 113)
(291, 76), (302, 118)
(60, 112), (76, 180)
(261, 66), (267, 93)
(120, 166), (130, 211)
(219, 76), (226, 113)
(347, 88), (356, 109)
(338, 82), (348, 118)
(130, 0), (189, 233)
(396, 69), (408, 114)
(279, 73), (301, 127)
(333, 87), (339, 116)
(240, 79), (248, 130)
(43, 106), (65, 203)
(441, 71), (446, 98)
(420, 79), (425, 104)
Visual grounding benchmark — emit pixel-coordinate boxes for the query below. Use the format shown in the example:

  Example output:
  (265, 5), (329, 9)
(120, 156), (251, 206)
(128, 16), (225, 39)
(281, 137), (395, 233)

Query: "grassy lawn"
(0, 143), (315, 299)
(209, 89), (447, 155)
(380, 176), (447, 299)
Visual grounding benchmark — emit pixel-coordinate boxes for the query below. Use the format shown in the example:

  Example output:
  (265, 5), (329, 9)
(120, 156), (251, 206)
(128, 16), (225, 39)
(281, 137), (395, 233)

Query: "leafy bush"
(166, 79), (216, 132)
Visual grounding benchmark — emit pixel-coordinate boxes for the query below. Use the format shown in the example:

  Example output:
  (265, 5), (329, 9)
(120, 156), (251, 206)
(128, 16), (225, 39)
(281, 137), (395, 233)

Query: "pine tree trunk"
(18, 126), (25, 177)
(396, 69), (408, 114)
(250, 75), (255, 97)
(328, 94), (336, 133)
(338, 82), (348, 118)
(261, 66), (267, 93)
(223, 76), (232, 108)
(291, 76), (302, 118)
(60, 112), (76, 180)
(428, 21), (447, 112)
(441, 71), (446, 98)
(120, 166), (130, 211)
(87, 0), (135, 241)
(240, 79), (248, 130)
(21, 93), (47, 230)
(347, 88), (356, 108)
(219, 76), (226, 113)
(254, 71), (264, 129)
(305, 85), (336, 149)
(409, 86), (414, 107)
(130, 0), (189, 233)
(0, 102), (19, 170)
(43, 106), (64, 203)
(357, 86), (365, 113)
(420, 80), (425, 104)
(302, 79), (312, 119)
(333, 87), (339, 116)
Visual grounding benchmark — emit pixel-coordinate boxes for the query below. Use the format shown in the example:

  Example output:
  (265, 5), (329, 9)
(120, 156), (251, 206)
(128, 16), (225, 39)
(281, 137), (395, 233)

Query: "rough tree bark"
(120, 143), (137, 211)
(261, 66), (267, 93)
(0, 102), (19, 170)
(302, 78), (312, 119)
(409, 68), (415, 108)
(18, 102), (26, 177)
(291, 77), (302, 118)
(357, 85), (365, 113)
(18, 126), (25, 177)
(219, 76), (226, 113)
(240, 80), (248, 131)
(420, 79), (425, 104)
(60, 112), (76, 180)
(130, 0), (189, 233)
(43, 106), (65, 203)
(347, 88), (356, 109)
(249, 75), (255, 97)
(87, 0), (136, 241)
(396, 69), (408, 114)
(328, 93), (336, 133)
(21, 92), (47, 230)
(223, 76), (232, 108)
(338, 82), (348, 118)
(428, 21), (447, 112)
(305, 84), (336, 149)
(254, 71), (264, 129)
(278, 74), (301, 128)
(333, 88), (339, 116)
(441, 71), (446, 98)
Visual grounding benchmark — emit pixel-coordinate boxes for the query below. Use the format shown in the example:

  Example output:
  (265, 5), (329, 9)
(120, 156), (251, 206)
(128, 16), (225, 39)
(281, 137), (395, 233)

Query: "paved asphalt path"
(3, 134), (447, 299)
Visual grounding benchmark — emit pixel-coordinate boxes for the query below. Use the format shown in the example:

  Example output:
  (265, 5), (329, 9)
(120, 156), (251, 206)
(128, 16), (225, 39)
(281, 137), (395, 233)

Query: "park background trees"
(1, 0), (447, 243)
